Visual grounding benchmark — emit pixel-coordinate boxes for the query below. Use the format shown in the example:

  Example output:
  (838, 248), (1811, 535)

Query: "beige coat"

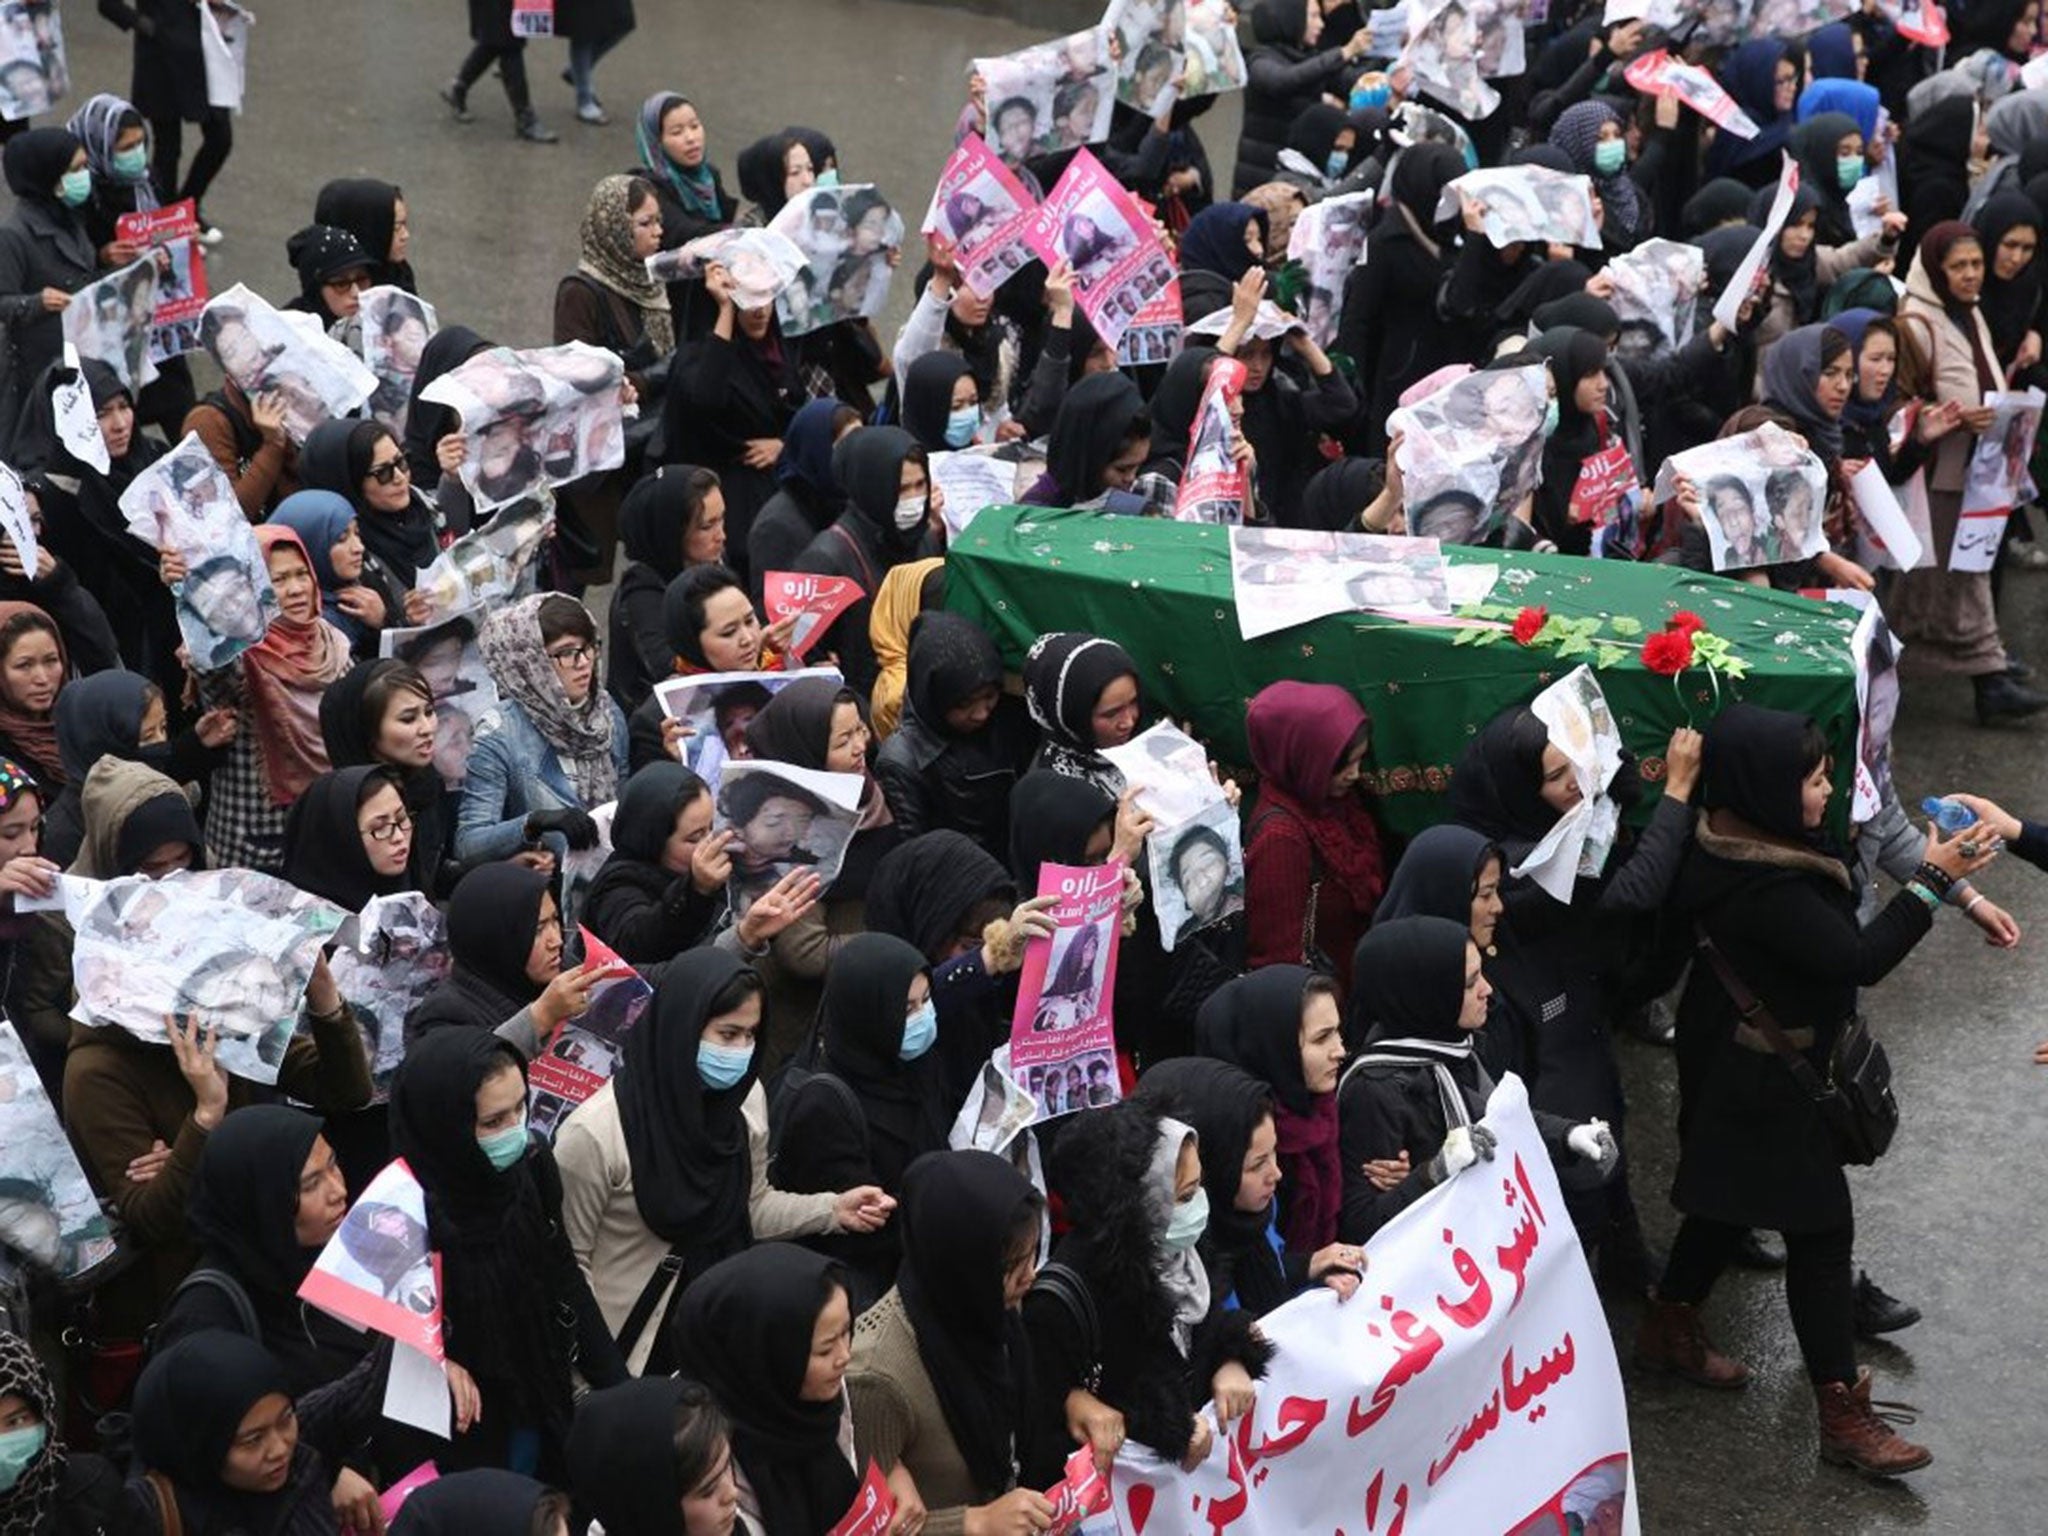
(1897, 253), (2002, 494)
(554, 1079), (839, 1374)
(1756, 231), (1891, 353)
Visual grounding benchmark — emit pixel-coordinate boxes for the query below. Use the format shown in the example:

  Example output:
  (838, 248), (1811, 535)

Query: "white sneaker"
(2010, 537), (2048, 569)
(195, 224), (224, 247)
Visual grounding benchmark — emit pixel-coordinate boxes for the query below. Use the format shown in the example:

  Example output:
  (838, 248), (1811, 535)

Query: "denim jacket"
(454, 695), (630, 861)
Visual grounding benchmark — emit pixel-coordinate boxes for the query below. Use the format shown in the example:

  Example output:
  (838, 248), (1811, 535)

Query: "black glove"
(526, 807), (599, 850)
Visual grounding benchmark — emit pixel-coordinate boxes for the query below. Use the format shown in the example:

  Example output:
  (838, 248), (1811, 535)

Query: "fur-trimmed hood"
(1050, 1101), (1179, 1353)
(1693, 817), (1852, 891)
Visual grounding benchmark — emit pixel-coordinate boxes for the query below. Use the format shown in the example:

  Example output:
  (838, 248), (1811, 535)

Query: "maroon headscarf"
(1917, 220), (2001, 393)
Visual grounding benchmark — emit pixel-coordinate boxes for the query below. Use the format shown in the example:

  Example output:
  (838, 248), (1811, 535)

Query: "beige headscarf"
(578, 173), (675, 354)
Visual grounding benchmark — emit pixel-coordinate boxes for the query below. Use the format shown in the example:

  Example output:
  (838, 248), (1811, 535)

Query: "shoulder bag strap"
(825, 520), (879, 592)
(614, 1245), (689, 1364)
(147, 1469), (183, 1536)
(1694, 929), (1829, 1097)
(1030, 1261), (1102, 1394)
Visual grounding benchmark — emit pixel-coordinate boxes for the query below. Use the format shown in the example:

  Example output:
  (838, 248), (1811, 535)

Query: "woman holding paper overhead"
(1889, 221), (2048, 723)
(386, 1030), (626, 1480)
(555, 951), (887, 1376)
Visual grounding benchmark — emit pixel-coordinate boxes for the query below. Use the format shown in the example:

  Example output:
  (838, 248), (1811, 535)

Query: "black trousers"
(149, 108), (233, 212)
(1660, 1214), (1858, 1385)
(455, 39), (533, 113)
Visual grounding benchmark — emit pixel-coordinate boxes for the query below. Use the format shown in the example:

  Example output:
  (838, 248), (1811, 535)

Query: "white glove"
(1424, 1126), (1477, 1186)
(1568, 1119), (1619, 1170)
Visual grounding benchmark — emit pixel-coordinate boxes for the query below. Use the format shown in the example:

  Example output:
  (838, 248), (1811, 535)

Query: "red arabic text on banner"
(762, 571), (864, 664)
(1023, 149), (1178, 351)
(1569, 440), (1637, 527)
(510, 0), (554, 35)
(825, 1461), (896, 1536)
(1008, 860), (1125, 1124)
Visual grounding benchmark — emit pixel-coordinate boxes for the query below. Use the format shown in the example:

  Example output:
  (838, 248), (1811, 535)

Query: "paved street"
(49, 2), (2048, 1528)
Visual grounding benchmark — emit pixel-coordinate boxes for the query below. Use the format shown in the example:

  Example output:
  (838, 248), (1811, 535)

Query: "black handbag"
(1697, 934), (1898, 1166)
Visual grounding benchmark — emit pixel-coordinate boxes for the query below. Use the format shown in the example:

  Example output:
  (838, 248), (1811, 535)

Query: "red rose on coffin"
(1642, 628), (1695, 675)
(1669, 610), (1707, 635)
(1511, 605), (1548, 645)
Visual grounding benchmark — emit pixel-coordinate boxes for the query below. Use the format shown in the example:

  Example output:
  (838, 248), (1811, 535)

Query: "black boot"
(1974, 670), (2048, 725)
(515, 109), (560, 143)
(1730, 1229), (1786, 1270)
(1619, 998), (1676, 1046)
(439, 79), (473, 122)
(1853, 1271), (1922, 1337)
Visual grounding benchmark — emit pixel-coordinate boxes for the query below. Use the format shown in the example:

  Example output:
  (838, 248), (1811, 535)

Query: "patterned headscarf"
(0, 755), (39, 814)
(578, 174), (675, 355)
(0, 1333), (66, 1535)
(64, 93), (155, 211)
(478, 594), (619, 807)
(1550, 101), (1640, 239)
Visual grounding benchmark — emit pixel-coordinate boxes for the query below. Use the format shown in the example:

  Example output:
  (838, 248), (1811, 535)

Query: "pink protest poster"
(298, 1158), (443, 1359)
(115, 199), (209, 362)
(1622, 50), (1760, 139)
(922, 138), (1041, 298)
(1025, 149), (1177, 350)
(1044, 1446), (1110, 1534)
(826, 1461), (896, 1536)
(761, 570), (863, 664)
(527, 928), (652, 1142)
(1173, 356), (1249, 525)
(1009, 860), (1124, 1124)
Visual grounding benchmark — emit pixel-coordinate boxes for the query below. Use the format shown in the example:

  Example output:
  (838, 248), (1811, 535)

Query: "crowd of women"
(3, 0), (2048, 1530)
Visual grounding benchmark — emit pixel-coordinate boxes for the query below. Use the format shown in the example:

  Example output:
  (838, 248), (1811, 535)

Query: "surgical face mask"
(893, 493), (928, 533)
(476, 1117), (528, 1173)
(1542, 398), (1561, 435)
(1593, 139), (1627, 177)
(112, 146), (149, 180)
(56, 168), (91, 207)
(814, 168), (841, 189)
(1836, 155), (1864, 190)
(1324, 150), (1351, 181)
(943, 406), (979, 449)
(1162, 1187), (1209, 1252)
(698, 1039), (754, 1089)
(899, 1001), (938, 1061)
(0, 1423), (46, 1491)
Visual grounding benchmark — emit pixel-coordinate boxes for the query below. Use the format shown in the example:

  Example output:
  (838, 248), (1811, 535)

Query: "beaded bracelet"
(1914, 861), (1956, 896)
(1904, 880), (1941, 911)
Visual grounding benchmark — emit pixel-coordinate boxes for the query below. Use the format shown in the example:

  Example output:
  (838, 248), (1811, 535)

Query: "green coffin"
(945, 506), (1864, 836)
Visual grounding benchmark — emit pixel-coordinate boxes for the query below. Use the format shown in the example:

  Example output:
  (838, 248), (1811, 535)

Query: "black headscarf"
(1045, 372), (1146, 503)
(131, 1331), (296, 1525)
(1377, 824), (1500, 927)
(619, 466), (704, 585)
(185, 1105), (322, 1306)
(904, 612), (1001, 735)
(1385, 143), (1466, 241)
(608, 760), (709, 864)
(894, 1150), (1038, 1494)
(1, 129), (79, 204)
(901, 350), (973, 453)
(1134, 1057), (1285, 1312)
(402, 325), (490, 487)
(285, 223), (372, 316)
(565, 1380), (696, 1536)
(453, 860), (550, 1003)
(1194, 964), (1319, 1116)
(617, 948), (758, 1267)
(815, 934), (946, 1181)
(1683, 177), (1758, 236)
(281, 765), (409, 911)
(743, 675), (848, 768)
(313, 177), (415, 292)
(389, 1470), (554, 1536)
(1350, 916), (1472, 1045)
(299, 417), (440, 583)
(1178, 202), (1267, 282)
(1006, 770), (1114, 887)
(1298, 457), (1379, 533)
(1447, 705), (1559, 862)
(54, 669), (160, 783)
(1972, 191), (2044, 364)
(1531, 291), (1620, 338)
(1699, 702), (1815, 841)
(1020, 630), (1137, 760)
(670, 1244), (861, 1536)
(1698, 224), (1763, 307)
(1531, 326), (1611, 461)
(1790, 111), (1863, 245)
(388, 1031), (577, 1432)
(736, 132), (799, 218)
(1754, 181), (1824, 324)
(864, 830), (1016, 962)
(836, 425), (929, 560)
(1496, 258), (1593, 333)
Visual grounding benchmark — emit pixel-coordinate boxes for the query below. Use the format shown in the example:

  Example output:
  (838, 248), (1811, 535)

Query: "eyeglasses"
(547, 643), (596, 667)
(327, 272), (375, 293)
(361, 810), (413, 844)
(366, 458), (411, 486)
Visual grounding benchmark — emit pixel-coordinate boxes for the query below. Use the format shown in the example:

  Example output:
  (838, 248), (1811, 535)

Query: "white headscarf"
(1149, 1115), (1212, 1357)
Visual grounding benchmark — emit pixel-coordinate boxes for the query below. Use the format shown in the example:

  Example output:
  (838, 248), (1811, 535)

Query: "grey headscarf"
(1149, 1116), (1212, 1357)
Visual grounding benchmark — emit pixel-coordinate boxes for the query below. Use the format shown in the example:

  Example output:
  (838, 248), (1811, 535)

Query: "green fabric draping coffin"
(946, 506), (1863, 835)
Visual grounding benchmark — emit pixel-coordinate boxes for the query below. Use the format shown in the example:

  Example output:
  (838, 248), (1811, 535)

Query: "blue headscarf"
(1829, 307), (1897, 441)
(776, 397), (849, 500)
(1805, 23), (1858, 81)
(268, 491), (362, 639)
(1709, 40), (1795, 176)
(1178, 202), (1268, 282)
(1797, 78), (1881, 146)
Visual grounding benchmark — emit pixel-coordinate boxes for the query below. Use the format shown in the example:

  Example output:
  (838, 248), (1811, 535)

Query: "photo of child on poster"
(1654, 422), (1830, 572)
(650, 227), (809, 310)
(360, 286), (439, 434)
(1230, 526), (1452, 639)
(1010, 860), (1124, 1125)
(417, 340), (627, 516)
(974, 27), (1118, 165)
(120, 432), (278, 670)
(0, 0), (66, 122)
(655, 665), (847, 790)
(114, 200), (211, 365)
(1146, 798), (1245, 954)
(299, 1158), (443, 1357)
(329, 891), (451, 1096)
(1288, 192), (1372, 349)
(1601, 237), (1706, 355)
(1389, 361), (1551, 544)
(201, 283), (377, 444)
(1438, 165), (1601, 249)
(712, 758), (865, 915)
(921, 137), (1040, 299)
(410, 502), (554, 623)
(1172, 355), (1250, 526)
(1025, 149), (1175, 350)
(0, 1020), (118, 1280)
(768, 183), (903, 337)
(62, 253), (159, 395)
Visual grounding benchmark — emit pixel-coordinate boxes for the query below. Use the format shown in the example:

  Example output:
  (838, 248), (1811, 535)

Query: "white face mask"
(893, 493), (928, 532)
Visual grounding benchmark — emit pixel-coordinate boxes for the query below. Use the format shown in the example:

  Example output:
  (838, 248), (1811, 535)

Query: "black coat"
(579, 853), (721, 965)
(1338, 227), (1453, 456)
(663, 331), (803, 581)
(1669, 820), (1930, 1233)
(0, 201), (96, 449)
(99, 0), (207, 121)
(1233, 43), (1354, 197)
(789, 514), (905, 696)
(605, 559), (672, 713)
(872, 696), (1034, 861)
(746, 482), (835, 606)
(553, 0), (635, 40)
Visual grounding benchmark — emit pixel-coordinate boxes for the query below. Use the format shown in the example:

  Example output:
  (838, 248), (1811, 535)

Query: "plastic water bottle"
(1921, 796), (1976, 834)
